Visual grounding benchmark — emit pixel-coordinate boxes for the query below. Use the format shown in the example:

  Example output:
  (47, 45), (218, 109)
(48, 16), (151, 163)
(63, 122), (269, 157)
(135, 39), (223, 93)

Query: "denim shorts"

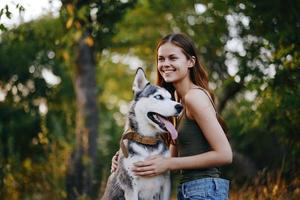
(177, 178), (230, 200)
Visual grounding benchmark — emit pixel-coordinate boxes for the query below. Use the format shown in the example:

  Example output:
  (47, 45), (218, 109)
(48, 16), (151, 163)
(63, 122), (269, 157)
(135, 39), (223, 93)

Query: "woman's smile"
(161, 67), (176, 73)
(160, 67), (177, 81)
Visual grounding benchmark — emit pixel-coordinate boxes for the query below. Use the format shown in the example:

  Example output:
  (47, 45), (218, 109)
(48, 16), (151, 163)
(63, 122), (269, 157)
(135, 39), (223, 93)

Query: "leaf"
(66, 4), (74, 15)
(84, 36), (94, 47)
(73, 30), (82, 41)
(0, 23), (7, 31)
(0, 8), (3, 18)
(66, 18), (73, 29)
(5, 5), (12, 19)
(18, 5), (25, 13)
(62, 51), (70, 62)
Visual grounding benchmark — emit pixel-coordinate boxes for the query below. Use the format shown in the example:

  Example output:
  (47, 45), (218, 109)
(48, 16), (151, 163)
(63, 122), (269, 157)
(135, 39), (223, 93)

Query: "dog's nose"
(175, 104), (183, 113)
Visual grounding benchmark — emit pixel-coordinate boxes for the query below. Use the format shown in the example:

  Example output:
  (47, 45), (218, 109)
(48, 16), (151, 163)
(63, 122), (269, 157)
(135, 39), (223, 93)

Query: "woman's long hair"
(155, 33), (228, 134)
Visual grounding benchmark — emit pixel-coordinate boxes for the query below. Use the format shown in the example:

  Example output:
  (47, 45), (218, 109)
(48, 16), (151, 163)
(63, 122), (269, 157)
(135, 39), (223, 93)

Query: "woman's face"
(157, 42), (194, 83)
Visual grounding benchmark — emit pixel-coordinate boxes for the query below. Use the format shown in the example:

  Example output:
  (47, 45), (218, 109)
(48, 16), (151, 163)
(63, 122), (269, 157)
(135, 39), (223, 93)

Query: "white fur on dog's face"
(134, 86), (180, 137)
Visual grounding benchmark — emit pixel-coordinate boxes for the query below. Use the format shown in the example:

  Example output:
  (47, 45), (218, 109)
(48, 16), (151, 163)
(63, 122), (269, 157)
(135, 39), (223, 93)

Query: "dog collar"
(120, 129), (169, 158)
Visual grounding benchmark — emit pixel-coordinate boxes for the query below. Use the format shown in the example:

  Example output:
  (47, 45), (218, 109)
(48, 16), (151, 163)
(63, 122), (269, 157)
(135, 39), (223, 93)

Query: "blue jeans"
(177, 178), (229, 200)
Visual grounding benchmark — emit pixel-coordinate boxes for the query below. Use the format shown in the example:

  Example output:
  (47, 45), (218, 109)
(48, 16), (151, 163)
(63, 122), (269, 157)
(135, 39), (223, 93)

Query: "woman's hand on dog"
(132, 155), (169, 177)
(111, 151), (119, 172)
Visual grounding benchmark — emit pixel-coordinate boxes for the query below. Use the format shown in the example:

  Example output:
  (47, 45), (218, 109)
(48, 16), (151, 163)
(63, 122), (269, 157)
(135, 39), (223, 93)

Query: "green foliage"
(223, 0), (300, 178)
(0, 16), (75, 198)
(224, 48), (300, 183)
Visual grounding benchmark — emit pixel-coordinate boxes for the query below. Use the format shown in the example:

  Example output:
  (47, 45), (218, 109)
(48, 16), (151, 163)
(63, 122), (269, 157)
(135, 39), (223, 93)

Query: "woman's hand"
(111, 151), (119, 172)
(132, 155), (170, 177)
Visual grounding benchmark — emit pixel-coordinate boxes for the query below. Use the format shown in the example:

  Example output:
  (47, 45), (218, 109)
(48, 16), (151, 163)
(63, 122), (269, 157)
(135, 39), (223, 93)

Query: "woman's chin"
(163, 77), (174, 83)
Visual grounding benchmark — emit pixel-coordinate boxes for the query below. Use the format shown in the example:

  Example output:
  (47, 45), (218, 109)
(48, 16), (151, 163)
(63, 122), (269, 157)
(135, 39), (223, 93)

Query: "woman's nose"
(162, 60), (171, 67)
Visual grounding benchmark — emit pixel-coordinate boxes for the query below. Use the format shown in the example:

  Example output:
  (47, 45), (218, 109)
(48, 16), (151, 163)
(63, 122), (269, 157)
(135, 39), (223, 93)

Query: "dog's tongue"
(157, 116), (178, 140)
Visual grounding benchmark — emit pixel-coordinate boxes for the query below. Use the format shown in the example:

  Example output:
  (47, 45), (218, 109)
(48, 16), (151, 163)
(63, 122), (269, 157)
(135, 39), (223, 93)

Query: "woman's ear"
(188, 56), (196, 68)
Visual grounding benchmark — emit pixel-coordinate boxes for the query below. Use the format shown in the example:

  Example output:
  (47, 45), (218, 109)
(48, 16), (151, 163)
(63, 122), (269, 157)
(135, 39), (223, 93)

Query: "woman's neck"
(173, 78), (196, 104)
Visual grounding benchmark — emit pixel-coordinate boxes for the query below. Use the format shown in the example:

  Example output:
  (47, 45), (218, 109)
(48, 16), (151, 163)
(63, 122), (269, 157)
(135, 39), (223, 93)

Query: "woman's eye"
(154, 95), (164, 100)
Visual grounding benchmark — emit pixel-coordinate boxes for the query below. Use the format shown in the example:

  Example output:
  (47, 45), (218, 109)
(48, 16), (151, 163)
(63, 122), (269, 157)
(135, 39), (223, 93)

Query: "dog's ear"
(133, 67), (149, 95)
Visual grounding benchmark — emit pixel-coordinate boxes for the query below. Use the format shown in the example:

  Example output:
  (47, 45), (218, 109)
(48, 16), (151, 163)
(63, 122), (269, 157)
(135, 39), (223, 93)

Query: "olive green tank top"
(176, 87), (221, 184)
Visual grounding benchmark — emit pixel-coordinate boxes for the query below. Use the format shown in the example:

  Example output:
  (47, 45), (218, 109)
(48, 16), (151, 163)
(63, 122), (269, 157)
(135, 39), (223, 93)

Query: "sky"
(0, 0), (61, 28)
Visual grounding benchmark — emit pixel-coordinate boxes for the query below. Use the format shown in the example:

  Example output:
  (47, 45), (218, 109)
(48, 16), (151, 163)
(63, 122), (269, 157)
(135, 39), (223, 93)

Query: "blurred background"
(0, 0), (299, 199)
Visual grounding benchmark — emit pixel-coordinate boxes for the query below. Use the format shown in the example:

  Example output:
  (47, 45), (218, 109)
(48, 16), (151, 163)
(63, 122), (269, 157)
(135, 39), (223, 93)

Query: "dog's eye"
(154, 94), (164, 100)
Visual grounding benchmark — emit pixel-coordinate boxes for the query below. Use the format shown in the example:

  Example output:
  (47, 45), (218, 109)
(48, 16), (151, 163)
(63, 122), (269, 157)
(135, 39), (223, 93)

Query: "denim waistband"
(178, 177), (229, 198)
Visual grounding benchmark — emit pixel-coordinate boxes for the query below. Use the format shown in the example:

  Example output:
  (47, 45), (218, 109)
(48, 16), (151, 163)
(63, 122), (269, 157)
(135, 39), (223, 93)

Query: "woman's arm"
(168, 89), (232, 170)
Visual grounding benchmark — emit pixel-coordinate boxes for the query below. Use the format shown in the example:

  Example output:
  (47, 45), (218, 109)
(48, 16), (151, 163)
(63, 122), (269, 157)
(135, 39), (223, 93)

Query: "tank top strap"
(190, 87), (217, 113)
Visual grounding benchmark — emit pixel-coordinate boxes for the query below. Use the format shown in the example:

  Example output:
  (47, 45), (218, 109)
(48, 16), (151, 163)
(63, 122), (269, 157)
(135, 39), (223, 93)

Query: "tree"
(59, 0), (137, 199)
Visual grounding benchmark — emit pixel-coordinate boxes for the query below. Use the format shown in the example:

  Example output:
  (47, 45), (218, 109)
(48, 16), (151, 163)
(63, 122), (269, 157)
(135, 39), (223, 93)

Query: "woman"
(112, 33), (232, 200)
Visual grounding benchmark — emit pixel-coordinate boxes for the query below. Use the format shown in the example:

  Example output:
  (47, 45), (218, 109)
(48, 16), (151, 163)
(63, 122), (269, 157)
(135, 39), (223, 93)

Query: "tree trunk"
(66, 31), (99, 200)
(217, 80), (244, 113)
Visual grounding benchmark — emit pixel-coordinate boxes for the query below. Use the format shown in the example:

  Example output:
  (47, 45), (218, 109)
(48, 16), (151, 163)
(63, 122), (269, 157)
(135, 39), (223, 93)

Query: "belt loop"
(213, 178), (219, 190)
(181, 183), (187, 198)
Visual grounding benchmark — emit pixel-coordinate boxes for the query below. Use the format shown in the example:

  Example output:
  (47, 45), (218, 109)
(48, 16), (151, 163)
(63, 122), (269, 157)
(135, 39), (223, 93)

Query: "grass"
(230, 169), (300, 200)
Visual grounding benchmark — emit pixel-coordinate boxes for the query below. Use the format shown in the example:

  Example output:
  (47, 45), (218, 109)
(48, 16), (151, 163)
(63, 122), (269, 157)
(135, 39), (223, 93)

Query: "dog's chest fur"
(118, 141), (170, 198)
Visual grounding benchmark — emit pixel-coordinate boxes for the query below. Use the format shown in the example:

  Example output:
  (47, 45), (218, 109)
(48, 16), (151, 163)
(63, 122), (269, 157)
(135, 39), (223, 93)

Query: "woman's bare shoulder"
(184, 88), (212, 109)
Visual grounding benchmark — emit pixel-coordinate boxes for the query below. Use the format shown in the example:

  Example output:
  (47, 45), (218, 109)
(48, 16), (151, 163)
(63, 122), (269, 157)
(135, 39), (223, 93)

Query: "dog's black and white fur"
(101, 68), (182, 200)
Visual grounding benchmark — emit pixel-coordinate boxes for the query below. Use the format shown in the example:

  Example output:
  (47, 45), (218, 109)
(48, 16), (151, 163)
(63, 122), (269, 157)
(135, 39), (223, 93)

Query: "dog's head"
(128, 68), (183, 139)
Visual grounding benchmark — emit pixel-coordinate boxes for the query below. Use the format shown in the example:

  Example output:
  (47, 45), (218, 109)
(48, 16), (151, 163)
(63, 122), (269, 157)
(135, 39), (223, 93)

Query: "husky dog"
(101, 68), (183, 200)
